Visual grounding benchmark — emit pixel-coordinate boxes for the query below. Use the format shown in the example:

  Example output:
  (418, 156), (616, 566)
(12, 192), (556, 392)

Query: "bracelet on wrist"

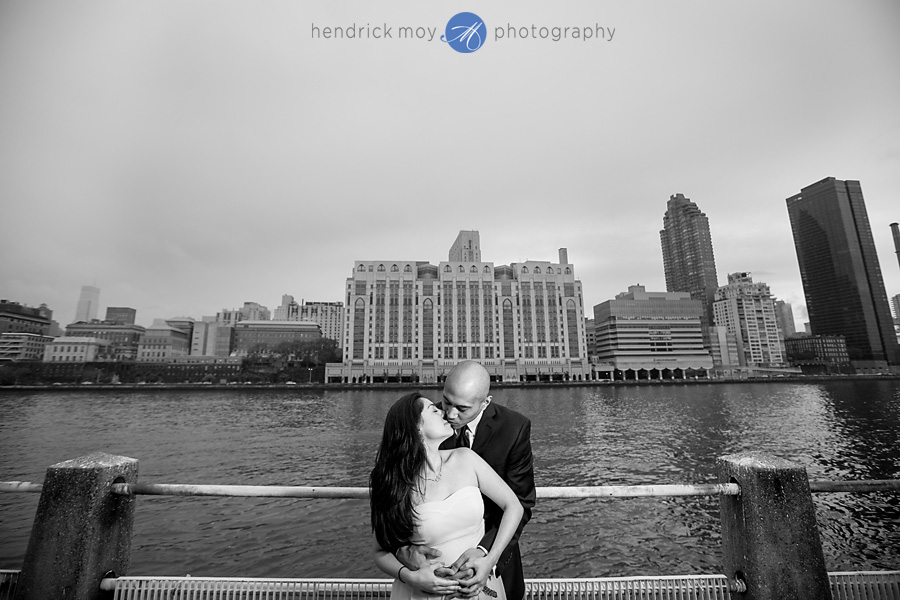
(476, 545), (489, 557)
(397, 566), (407, 583)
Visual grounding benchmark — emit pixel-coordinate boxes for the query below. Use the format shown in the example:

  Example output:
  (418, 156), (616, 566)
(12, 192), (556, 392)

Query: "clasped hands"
(397, 545), (492, 598)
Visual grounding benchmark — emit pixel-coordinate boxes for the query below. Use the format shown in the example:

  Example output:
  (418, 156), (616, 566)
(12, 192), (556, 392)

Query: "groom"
(400, 360), (536, 600)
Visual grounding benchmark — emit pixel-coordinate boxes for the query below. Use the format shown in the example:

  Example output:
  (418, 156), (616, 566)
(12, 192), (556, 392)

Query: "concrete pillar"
(16, 452), (138, 600)
(717, 452), (831, 600)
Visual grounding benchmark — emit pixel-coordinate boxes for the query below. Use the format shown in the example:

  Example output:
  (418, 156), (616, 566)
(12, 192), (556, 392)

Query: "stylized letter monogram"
(442, 12), (485, 53)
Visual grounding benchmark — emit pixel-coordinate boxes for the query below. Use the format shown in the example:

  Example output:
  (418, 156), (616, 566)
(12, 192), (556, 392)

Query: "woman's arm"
(470, 450), (525, 570)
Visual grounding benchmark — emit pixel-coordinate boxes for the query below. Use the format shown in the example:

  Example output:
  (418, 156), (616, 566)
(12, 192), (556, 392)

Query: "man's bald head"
(445, 360), (490, 399)
(441, 361), (491, 430)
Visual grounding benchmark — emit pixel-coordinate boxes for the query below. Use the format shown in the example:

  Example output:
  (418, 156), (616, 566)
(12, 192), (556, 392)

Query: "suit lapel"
(471, 402), (497, 454)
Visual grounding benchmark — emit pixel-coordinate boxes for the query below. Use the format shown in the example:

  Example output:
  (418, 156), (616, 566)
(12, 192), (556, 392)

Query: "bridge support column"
(717, 452), (831, 600)
(16, 452), (138, 600)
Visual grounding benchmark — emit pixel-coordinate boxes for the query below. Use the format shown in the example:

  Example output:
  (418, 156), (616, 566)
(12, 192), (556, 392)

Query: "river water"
(1, 380), (898, 577)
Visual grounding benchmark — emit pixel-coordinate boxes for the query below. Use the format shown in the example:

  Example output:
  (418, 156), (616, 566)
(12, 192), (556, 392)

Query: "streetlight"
(307, 367), (312, 384)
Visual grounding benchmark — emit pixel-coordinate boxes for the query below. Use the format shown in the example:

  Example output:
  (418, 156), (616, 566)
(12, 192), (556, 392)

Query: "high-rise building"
(786, 177), (900, 369)
(327, 233), (588, 384)
(0, 333), (54, 361)
(136, 326), (190, 361)
(660, 194), (719, 326)
(105, 307), (136, 325)
(66, 321), (146, 360)
(584, 318), (596, 359)
(273, 295), (343, 342)
(891, 293), (900, 324)
(216, 302), (270, 325)
(592, 285), (712, 379)
(299, 301), (344, 342)
(448, 230), (481, 262)
(713, 272), (784, 368)
(232, 321), (321, 355)
(74, 286), (100, 323)
(273, 295), (300, 321)
(774, 299), (796, 339)
(43, 337), (112, 363)
(784, 335), (851, 375)
(0, 300), (53, 336)
(891, 222), (900, 272)
(191, 321), (234, 356)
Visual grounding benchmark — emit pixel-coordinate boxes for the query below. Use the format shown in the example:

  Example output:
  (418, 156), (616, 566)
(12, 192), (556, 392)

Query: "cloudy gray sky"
(2, 0), (899, 328)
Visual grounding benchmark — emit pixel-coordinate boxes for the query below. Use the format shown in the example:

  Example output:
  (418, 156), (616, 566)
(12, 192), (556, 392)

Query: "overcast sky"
(2, 1), (899, 328)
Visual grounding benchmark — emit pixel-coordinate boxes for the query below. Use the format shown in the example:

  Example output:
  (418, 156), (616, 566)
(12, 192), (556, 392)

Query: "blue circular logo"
(442, 12), (486, 53)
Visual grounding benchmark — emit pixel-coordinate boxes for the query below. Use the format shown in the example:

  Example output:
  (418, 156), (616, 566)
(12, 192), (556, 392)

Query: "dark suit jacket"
(440, 401), (536, 600)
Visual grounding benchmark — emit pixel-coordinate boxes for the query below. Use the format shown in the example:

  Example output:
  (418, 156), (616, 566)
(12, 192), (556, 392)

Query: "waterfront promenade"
(3, 451), (899, 599)
(0, 372), (897, 392)
(2, 381), (899, 598)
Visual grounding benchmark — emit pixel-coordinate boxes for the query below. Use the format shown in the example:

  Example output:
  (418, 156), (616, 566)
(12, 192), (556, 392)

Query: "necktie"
(457, 426), (470, 448)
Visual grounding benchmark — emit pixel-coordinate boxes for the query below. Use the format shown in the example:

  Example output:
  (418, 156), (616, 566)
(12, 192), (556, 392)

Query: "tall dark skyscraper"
(660, 193), (719, 325)
(786, 177), (899, 368)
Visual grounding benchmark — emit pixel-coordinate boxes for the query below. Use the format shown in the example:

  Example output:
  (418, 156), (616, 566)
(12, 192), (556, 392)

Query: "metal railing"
(3, 479), (899, 498)
(4, 453), (900, 600)
(4, 570), (900, 600)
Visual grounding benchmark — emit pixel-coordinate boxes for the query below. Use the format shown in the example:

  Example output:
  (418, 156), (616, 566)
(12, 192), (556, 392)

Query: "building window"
(565, 267), (571, 274)
(357, 264), (365, 272)
(404, 264), (412, 272)
(534, 267), (541, 274)
(470, 265), (477, 273)
(522, 267), (529, 274)
(391, 264), (399, 272)
(458, 265), (465, 273)
(378, 264), (385, 272)
(444, 265), (452, 273)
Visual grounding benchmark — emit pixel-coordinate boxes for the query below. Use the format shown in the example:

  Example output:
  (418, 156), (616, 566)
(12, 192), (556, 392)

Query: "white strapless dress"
(391, 486), (485, 600)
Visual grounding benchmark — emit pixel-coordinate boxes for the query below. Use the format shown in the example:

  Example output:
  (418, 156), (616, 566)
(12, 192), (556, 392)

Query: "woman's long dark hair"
(370, 392), (427, 552)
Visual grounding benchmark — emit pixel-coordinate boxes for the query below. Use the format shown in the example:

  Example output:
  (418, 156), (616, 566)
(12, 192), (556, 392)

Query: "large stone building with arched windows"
(325, 232), (589, 384)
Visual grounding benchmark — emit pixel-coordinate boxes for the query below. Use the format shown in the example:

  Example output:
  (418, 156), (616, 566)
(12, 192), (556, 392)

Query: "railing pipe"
(4, 479), (899, 498)
(103, 482), (744, 499)
(537, 483), (739, 497)
(0, 481), (42, 493)
(809, 479), (900, 493)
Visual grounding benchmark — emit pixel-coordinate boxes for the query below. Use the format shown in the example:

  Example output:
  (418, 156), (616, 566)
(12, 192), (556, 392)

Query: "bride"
(370, 392), (524, 600)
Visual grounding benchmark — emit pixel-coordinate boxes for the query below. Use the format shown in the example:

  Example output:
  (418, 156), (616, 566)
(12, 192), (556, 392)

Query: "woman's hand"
(451, 551), (494, 597)
(404, 562), (463, 596)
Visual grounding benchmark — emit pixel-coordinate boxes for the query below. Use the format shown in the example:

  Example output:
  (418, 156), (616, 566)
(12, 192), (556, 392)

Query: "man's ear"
(482, 395), (492, 408)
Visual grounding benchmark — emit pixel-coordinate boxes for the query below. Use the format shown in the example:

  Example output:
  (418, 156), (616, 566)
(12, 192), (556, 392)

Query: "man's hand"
(403, 562), (462, 596)
(396, 544), (442, 570)
(434, 563), (474, 581)
(447, 548), (492, 598)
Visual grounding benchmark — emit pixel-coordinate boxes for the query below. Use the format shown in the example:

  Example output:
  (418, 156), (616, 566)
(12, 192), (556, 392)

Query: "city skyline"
(2, 1), (898, 328)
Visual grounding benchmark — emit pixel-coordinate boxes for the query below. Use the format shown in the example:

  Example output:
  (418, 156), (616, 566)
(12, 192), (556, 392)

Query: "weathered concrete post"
(717, 452), (831, 600)
(15, 452), (138, 600)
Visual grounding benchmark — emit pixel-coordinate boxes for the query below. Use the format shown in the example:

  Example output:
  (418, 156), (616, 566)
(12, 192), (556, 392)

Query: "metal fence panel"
(3, 571), (899, 600)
